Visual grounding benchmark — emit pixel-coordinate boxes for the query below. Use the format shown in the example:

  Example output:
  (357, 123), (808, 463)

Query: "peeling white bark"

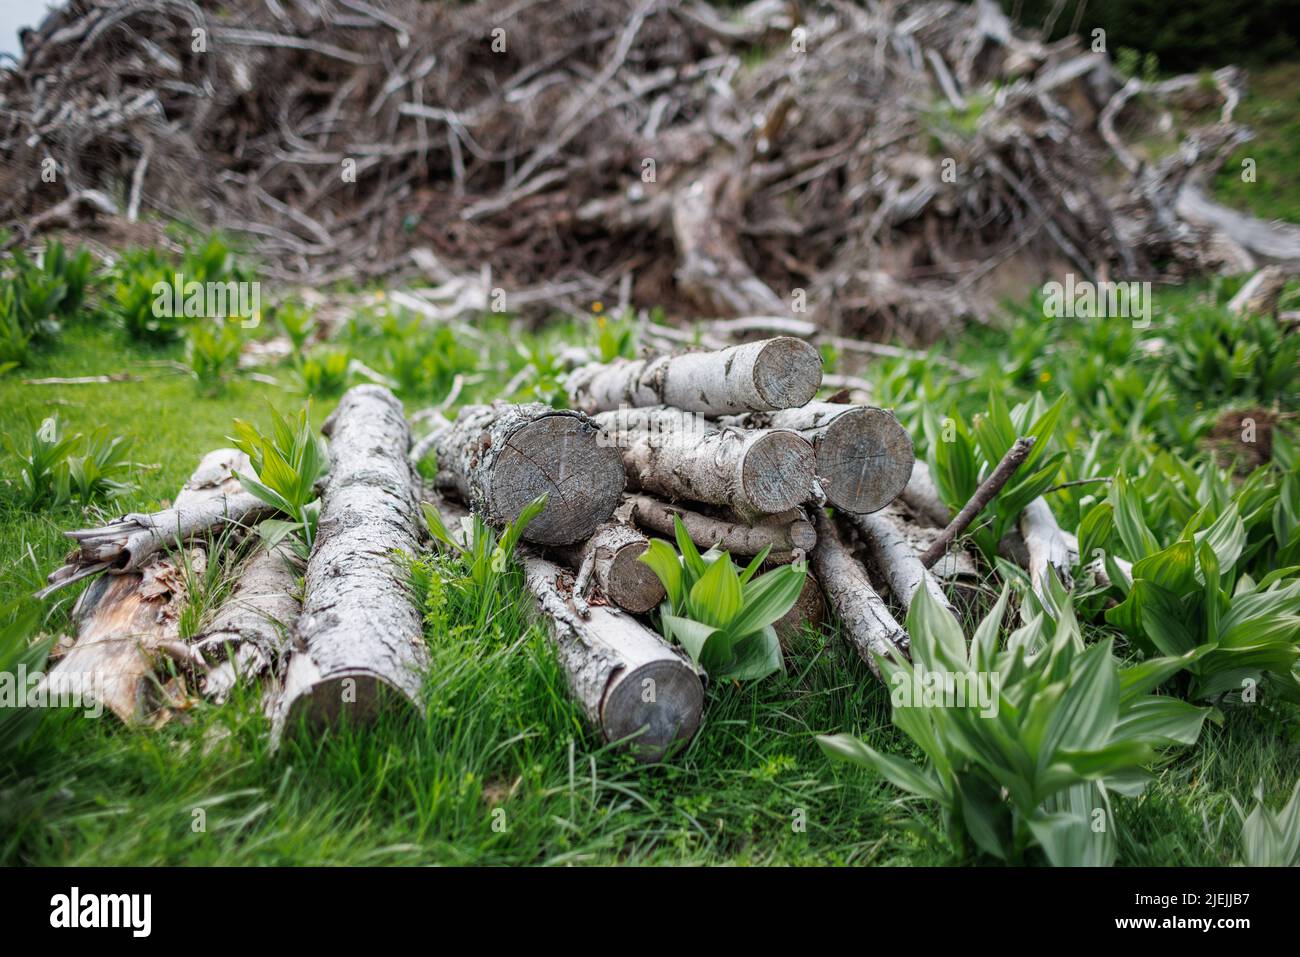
(811, 510), (908, 677)
(430, 402), (625, 546)
(523, 552), (704, 762)
(594, 407), (816, 517)
(42, 449), (248, 723)
(849, 509), (959, 622)
(626, 493), (816, 558)
(721, 403), (914, 514)
(272, 385), (430, 739)
(42, 448), (270, 595)
(566, 336), (822, 416)
(192, 541), (301, 703)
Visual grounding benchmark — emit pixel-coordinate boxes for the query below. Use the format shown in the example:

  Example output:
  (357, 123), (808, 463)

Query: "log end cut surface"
(753, 336), (822, 409)
(740, 430), (816, 513)
(602, 658), (704, 762)
(606, 540), (666, 613)
(819, 407), (914, 514)
(282, 668), (418, 730)
(493, 413), (626, 545)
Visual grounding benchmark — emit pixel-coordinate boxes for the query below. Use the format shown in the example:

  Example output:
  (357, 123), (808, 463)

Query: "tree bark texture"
(567, 336), (822, 416)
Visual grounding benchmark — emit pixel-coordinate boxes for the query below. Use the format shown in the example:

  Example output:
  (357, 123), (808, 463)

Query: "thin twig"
(920, 436), (1036, 569)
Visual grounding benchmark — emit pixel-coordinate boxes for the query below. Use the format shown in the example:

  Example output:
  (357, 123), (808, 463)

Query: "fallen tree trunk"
(192, 540), (301, 703)
(594, 407), (816, 517)
(626, 493), (816, 558)
(42, 449), (250, 723)
(567, 336), (822, 416)
(555, 521), (665, 615)
(720, 403), (914, 514)
(810, 510), (908, 678)
(522, 552), (705, 763)
(272, 385), (429, 738)
(41, 449), (271, 596)
(849, 510), (959, 622)
(429, 402), (625, 546)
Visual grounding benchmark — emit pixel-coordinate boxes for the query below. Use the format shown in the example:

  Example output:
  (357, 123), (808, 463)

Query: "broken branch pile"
(3, 0), (1286, 338)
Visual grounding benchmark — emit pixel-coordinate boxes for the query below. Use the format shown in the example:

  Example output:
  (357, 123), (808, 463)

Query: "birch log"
(192, 540), (301, 703)
(811, 510), (908, 678)
(555, 521), (665, 614)
(430, 402), (625, 546)
(849, 509), (959, 622)
(594, 407), (815, 517)
(566, 336), (822, 416)
(626, 493), (816, 557)
(41, 448), (271, 596)
(720, 403), (913, 514)
(42, 449), (249, 722)
(273, 385), (429, 736)
(522, 553), (703, 762)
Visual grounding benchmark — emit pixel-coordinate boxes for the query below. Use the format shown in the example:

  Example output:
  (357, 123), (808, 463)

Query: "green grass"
(1212, 61), (1300, 224)
(1, 286), (1297, 866)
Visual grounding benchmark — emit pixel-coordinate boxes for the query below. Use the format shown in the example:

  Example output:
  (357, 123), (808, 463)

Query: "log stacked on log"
(427, 402), (625, 546)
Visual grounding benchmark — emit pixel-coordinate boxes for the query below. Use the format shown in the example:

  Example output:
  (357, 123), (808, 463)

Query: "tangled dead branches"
(0, 0), (1279, 340)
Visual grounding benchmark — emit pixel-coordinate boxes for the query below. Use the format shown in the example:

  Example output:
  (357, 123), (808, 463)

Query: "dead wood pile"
(2, 0), (1286, 341)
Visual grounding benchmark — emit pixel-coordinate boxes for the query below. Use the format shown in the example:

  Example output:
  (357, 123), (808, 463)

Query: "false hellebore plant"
(639, 515), (806, 682)
(1096, 475), (1300, 706)
(819, 578), (1210, 865)
(229, 404), (329, 560)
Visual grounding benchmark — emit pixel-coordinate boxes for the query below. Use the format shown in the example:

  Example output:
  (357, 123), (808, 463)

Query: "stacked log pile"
(38, 336), (1082, 763)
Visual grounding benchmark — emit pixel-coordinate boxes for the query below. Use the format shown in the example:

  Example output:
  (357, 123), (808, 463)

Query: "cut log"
(40, 448), (270, 596)
(720, 403), (914, 514)
(849, 509), (959, 622)
(626, 493), (816, 558)
(810, 510), (908, 678)
(192, 540), (301, 703)
(566, 336), (822, 416)
(41, 449), (250, 723)
(555, 520), (665, 615)
(272, 385), (429, 737)
(594, 407), (816, 517)
(522, 552), (703, 762)
(429, 402), (625, 546)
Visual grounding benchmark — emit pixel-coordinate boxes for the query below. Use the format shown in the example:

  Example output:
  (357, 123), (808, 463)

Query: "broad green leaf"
(1114, 696), (1209, 747)
(673, 514), (706, 585)
(722, 625), (784, 681)
(731, 562), (807, 636)
(906, 582), (967, 673)
(688, 552), (742, 628)
(639, 539), (683, 609)
(660, 613), (719, 666)
(817, 734), (947, 803)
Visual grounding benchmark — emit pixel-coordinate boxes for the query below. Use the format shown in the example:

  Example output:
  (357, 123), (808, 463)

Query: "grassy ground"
(0, 274), (1296, 865)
